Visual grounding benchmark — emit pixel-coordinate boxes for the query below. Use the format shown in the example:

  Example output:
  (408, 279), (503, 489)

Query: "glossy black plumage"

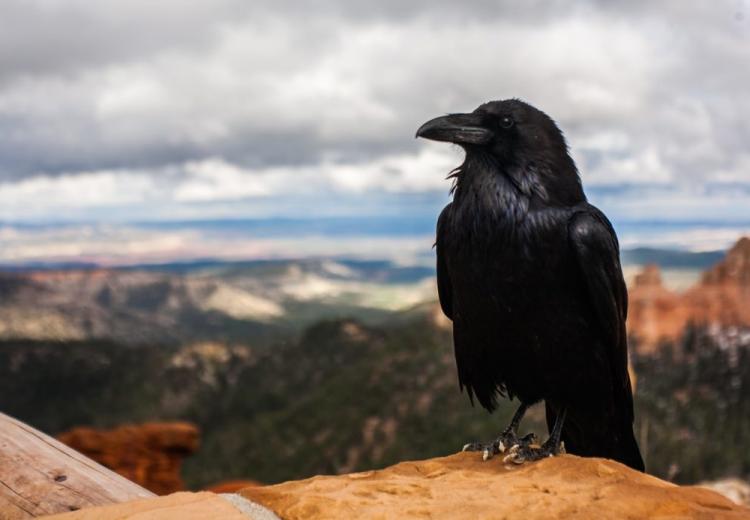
(421, 99), (644, 471)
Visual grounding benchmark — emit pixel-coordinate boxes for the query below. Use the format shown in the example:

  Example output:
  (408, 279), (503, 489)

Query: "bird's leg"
(462, 402), (537, 461)
(503, 407), (568, 465)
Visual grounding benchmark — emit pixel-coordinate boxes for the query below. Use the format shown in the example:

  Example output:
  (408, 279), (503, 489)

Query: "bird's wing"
(568, 207), (633, 421)
(436, 204), (453, 321)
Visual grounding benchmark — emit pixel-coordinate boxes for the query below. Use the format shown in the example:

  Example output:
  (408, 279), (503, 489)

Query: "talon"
(462, 443), (471, 452)
(482, 449), (492, 461)
(497, 441), (505, 453)
(503, 452), (524, 464)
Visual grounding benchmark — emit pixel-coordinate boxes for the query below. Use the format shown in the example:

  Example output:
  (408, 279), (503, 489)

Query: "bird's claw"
(461, 432), (537, 461)
(482, 447), (494, 461)
(502, 440), (566, 465)
(462, 440), (501, 460)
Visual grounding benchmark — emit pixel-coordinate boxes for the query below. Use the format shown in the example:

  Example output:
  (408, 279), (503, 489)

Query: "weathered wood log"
(0, 413), (155, 519)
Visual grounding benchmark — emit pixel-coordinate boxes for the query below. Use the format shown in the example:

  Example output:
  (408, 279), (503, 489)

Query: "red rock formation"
(204, 480), (263, 494)
(627, 237), (750, 353)
(702, 237), (750, 287)
(626, 264), (687, 353)
(687, 236), (750, 326)
(57, 422), (199, 495)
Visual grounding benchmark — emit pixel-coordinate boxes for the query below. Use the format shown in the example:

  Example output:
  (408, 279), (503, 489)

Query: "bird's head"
(416, 99), (584, 205)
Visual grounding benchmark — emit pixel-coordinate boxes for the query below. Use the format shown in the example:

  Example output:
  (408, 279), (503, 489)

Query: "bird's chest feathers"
(444, 164), (566, 279)
(448, 167), (530, 250)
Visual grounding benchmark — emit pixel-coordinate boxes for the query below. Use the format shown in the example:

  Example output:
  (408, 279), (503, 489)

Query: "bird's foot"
(462, 432), (537, 461)
(502, 439), (566, 465)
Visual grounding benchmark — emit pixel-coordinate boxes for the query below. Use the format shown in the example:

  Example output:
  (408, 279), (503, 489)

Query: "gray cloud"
(0, 1), (249, 84)
(0, 0), (748, 225)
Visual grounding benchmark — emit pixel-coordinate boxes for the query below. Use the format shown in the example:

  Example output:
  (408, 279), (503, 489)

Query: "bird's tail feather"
(546, 403), (645, 472)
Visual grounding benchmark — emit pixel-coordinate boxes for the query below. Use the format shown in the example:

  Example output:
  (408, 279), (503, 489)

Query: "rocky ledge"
(38, 452), (750, 519)
(240, 453), (749, 519)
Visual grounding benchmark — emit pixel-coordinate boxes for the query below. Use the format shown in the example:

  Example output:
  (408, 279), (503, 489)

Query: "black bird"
(416, 99), (644, 471)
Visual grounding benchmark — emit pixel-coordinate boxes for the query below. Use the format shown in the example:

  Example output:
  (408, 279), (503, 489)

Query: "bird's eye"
(499, 116), (514, 129)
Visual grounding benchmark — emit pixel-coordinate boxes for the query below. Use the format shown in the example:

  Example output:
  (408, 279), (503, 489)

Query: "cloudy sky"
(0, 0), (748, 263)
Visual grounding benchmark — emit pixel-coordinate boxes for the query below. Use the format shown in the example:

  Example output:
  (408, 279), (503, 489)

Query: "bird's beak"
(415, 113), (493, 145)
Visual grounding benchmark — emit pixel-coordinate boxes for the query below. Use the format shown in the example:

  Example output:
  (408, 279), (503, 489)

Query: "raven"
(417, 99), (644, 471)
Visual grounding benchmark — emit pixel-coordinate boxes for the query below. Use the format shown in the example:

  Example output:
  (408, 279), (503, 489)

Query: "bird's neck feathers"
(451, 149), (585, 214)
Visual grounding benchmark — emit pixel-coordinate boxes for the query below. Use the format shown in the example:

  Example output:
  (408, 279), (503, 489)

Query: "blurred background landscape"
(0, 0), (749, 498)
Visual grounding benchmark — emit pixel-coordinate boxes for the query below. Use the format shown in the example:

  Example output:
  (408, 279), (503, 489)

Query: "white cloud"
(323, 144), (458, 193)
(0, 171), (157, 209)
(578, 146), (673, 186)
(618, 227), (750, 253)
(175, 159), (272, 201)
(0, 145), (458, 219)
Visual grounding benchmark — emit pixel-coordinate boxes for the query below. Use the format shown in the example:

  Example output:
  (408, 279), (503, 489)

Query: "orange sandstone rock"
(240, 453), (750, 519)
(627, 237), (750, 353)
(627, 263), (688, 353)
(57, 422), (199, 495)
(686, 237), (750, 327)
(702, 237), (750, 287)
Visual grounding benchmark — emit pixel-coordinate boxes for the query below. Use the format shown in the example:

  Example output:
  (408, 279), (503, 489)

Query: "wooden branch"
(0, 413), (155, 519)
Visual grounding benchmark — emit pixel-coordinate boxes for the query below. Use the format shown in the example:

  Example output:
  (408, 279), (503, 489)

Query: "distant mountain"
(0, 268), (285, 346)
(620, 248), (724, 269)
(0, 241), (740, 348)
(0, 259), (436, 345)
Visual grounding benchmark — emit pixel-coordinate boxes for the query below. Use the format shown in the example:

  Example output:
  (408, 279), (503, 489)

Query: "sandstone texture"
(627, 263), (691, 352)
(57, 422), (199, 495)
(627, 237), (750, 353)
(240, 452), (750, 519)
